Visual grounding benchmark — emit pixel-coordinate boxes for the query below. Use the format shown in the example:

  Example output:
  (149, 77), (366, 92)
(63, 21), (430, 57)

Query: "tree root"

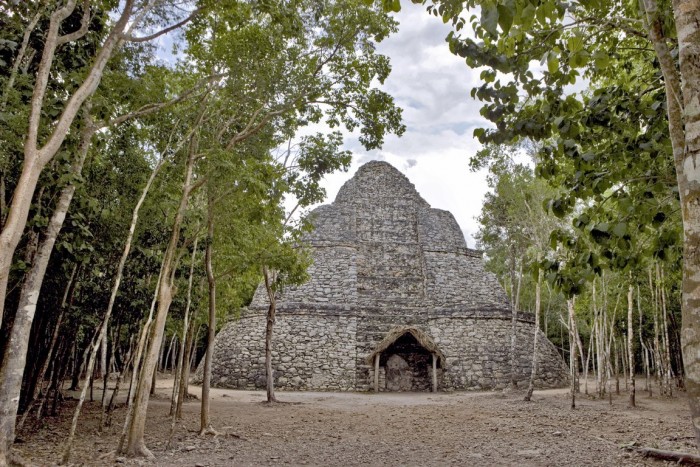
(199, 426), (219, 437)
(124, 442), (155, 460)
(627, 446), (700, 465)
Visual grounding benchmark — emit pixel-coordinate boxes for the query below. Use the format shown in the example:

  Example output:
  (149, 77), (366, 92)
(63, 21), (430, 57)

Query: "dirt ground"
(13, 378), (698, 466)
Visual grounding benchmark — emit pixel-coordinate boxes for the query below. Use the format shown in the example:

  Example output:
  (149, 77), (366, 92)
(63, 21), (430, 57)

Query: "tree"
(0, 3), (200, 462)
(413, 0), (700, 445)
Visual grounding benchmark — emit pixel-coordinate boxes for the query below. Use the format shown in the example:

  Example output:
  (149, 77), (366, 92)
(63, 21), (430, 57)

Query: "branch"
(1, 7), (43, 109)
(25, 0), (79, 153)
(628, 446), (700, 465)
(35, 1), (134, 165)
(123, 8), (201, 43)
(103, 73), (224, 129)
(224, 106), (288, 151)
(56, 0), (91, 46)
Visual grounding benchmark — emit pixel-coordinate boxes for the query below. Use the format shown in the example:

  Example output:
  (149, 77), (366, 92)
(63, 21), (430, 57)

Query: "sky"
(314, 5), (491, 248)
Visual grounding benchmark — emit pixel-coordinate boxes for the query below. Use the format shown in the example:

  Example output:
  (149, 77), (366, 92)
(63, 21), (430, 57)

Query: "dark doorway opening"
(380, 332), (437, 392)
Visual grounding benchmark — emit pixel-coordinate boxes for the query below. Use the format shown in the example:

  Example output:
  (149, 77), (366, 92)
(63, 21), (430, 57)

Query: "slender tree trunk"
(614, 339), (621, 395)
(584, 331), (592, 396)
(567, 299), (577, 409)
(524, 262), (542, 401)
(118, 267), (162, 454)
(100, 330), (108, 380)
(628, 284), (635, 407)
(122, 125), (202, 459)
(200, 196), (217, 435)
(167, 238), (198, 450)
(177, 317), (195, 419)
(61, 320), (105, 464)
(105, 335), (135, 429)
(509, 262), (522, 390)
(263, 267), (277, 403)
(164, 335), (176, 374)
(0, 8), (42, 110)
(660, 265), (674, 396)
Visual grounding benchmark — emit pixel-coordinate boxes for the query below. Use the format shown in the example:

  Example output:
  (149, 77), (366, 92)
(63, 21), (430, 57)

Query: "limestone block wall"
(423, 251), (509, 308)
(251, 245), (358, 307)
(202, 309), (359, 391)
(333, 165), (430, 209)
(417, 208), (469, 251)
(200, 307), (568, 392)
(428, 317), (567, 390)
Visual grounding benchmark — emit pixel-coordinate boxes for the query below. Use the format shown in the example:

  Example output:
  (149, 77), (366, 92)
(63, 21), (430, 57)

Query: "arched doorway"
(367, 327), (444, 392)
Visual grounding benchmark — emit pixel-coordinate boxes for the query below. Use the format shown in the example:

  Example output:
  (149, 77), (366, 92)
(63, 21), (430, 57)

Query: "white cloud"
(315, 5), (490, 248)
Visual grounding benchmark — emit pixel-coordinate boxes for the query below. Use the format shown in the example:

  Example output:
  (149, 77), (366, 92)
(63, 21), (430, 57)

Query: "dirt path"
(14, 379), (696, 466)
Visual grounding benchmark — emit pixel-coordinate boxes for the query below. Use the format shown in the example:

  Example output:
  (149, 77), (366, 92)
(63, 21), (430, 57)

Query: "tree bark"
(118, 268), (162, 454)
(263, 267), (277, 403)
(628, 284), (636, 407)
(105, 334), (135, 428)
(660, 265), (674, 396)
(510, 259), (522, 389)
(171, 238), (198, 418)
(524, 262), (542, 401)
(176, 317), (195, 418)
(567, 298), (578, 409)
(17, 262), (75, 429)
(200, 194), (217, 435)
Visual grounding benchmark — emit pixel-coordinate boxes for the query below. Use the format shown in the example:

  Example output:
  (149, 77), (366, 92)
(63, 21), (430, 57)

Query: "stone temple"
(204, 161), (568, 391)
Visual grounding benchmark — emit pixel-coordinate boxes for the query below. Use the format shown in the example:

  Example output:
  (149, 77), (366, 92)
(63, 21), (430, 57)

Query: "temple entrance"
(383, 333), (432, 391)
(367, 326), (444, 393)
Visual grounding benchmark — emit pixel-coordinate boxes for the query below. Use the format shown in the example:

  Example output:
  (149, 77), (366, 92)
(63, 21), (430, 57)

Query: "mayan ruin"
(204, 161), (568, 391)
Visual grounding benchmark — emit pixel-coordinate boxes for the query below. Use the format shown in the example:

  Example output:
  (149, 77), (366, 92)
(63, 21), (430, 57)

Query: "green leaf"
(481, 0), (499, 36)
(567, 36), (584, 53)
(382, 0), (401, 12)
(612, 222), (627, 237)
(497, 3), (514, 35)
(592, 50), (610, 70)
(547, 53), (560, 74)
(569, 50), (589, 68)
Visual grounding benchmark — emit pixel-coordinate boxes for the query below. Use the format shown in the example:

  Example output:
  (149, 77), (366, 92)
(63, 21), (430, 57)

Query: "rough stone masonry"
(200, 161), (568, 391)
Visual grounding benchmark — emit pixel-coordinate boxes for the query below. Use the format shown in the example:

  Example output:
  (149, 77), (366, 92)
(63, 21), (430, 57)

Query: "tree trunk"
(122, 126), (201, 458)
(118, 267), (162, 454)
(660, 265), (673, 396)
(177, 317), (195, 419)
(567, 298), (578, 409)
(524, 262), (541, 401)
(61, 321), (105, 464)
(200, 196), (217, 435)
(510, 261), (522, 389)
(263, 267), (277, 403)
(105, 335), (135, 429)
(17, 263), (76, 429)
(628, 284), (636, 407)
(171, 238), (198, 417)
(164, 334), (176, 374)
